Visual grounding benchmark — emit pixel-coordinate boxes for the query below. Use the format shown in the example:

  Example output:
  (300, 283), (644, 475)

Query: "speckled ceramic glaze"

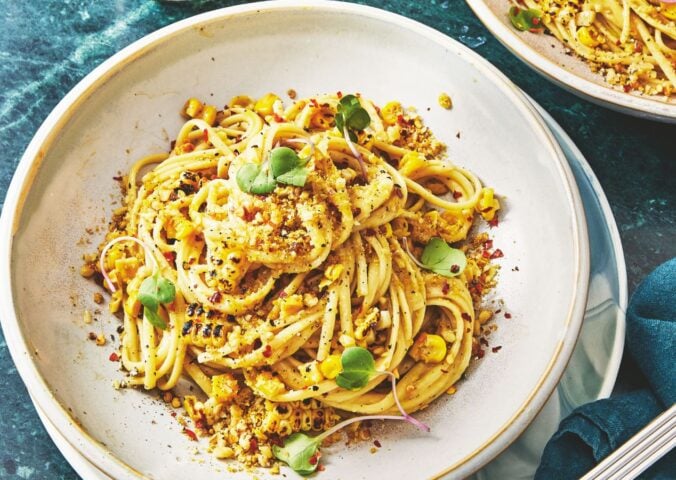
(0, 2), (589, 479)
(467, 0), (676, 123)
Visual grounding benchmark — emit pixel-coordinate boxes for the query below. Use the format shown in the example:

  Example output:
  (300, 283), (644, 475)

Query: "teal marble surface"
(0, 1), (673, 479)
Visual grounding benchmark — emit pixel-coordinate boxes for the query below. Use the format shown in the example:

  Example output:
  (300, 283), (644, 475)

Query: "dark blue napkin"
(535, 258), (676, 480)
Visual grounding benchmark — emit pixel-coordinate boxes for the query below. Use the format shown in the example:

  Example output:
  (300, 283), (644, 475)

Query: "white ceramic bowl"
(467, 0), (676, 123)
(0, 2), (589, 479)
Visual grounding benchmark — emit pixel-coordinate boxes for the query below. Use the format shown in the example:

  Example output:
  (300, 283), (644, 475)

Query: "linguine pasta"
(83, 92), (502, 468)
(513, 0), (676, 96)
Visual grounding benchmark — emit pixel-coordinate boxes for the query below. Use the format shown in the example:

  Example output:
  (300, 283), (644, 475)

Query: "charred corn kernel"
(254, 371), (286, 397)
(438, 92), (453, 110)
(183, 97), (203, 118)
(478, 310), (493, 325)
(93, 292), (104, 304)
(410, 333), (447, 363)
(319, 354), (342, 379)
(230, 95), (254, 108)
(171, 397), (181, 408)
(162, 391), (173, 403)
(95, 334), (106, 346)
(476, 187), (501, 221)
(254, 93), (280, 117)
(399, 151), (427, 176)
(577, 26), (601, 47)
(83, 310), (92, 324)
(280, 294), (304, 317)
(310, 111), (333, 129)
(381, 101), (403, 125)
(200, 105), (217, 126)
(298, 361), (324, 385)
(662, 3), (676, 20)
(211, 373), (239, 403)
(80, 264), (95, 278)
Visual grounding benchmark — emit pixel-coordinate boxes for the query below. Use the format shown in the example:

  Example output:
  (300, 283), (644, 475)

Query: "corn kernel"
(174, 218), (194, 240)
(438, 92), (453, 110)
(577, 26), (601, 47)
(95, 334), (106, 346)
(254, 93), (280, 117)
(319, 354), (342, 379)
(79, 264), (95, 278)
(211, 373), (239, 403)
(83, 310), (92, 324)
(410, 333), (447, 363)
(183, 97), (203, 118)
(254, 372), (286, 397)
(200, 105), (217, 126)
(478, 310), (493, 325)
(381, 101), (403, 125)
(171, 397), (181, 408)
(399, 151), (427, 176)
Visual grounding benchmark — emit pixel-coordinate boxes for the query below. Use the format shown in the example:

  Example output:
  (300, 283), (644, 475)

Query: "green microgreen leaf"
(138, 272), (174, 330)
(236, 163), (262, 193)
(336, 94), (371, 136)
(270, 147), (300, 177)
(419, 237), (467, 278)
(276, 167), (309, 187)
(508, 6), (543, 31)
(249, 165), (276, 194)
(144, 306), (167, 330)
(272, 433), (321, 476)
(336, 346), (376, 390)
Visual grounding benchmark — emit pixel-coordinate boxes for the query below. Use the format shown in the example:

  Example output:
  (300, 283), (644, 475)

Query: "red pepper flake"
(242, 207), (256, 222)
(336, 91), (343, 99)
(488, 215), (499, 228)
(374, 440), (382, 448)
(492, 346), (503, 353)
(249, 437), (258, 453)
(461, 313), (471, 321)
(490, 249), (504, 259)
(483, 239), (493, 249)
(450, 264), (460, 274)
(109, 352), (119, 362)
(479, 337), (489, 347)
(310, 98), (319, 108)
(532, 17), (540, 25)
(495, 309), (501, 314)
(482, 250), (491, 259)
(441, 281), (450, 295)
(262, 345), (273, 358)
(471, 341), (485, 358)
(393, 185), (403, 198)
(397, 114), (405, 125)
(317, 464), (325, 472)
(163, 251), (176, 264)
(273, 113), (284, 123)
(167, 301), (176, 312)
(309, 455), (318, 466)
(209, 291), (222, 303)
(452, 191), (462, 199)
(504, 312), (512, 319)
(623, 84), (632, 93)
(112, 175), (123, 181)
(203, 129), (209, 143)
(170, 411), (177, 418)
(278, 291), (287, 299)
(88, 332), (97, 341)
(181, 142), (195, 153)
(183, 428), (198, 441)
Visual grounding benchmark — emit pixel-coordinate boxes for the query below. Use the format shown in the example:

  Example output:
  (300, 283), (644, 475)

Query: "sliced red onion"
(343, 125), (368, 179)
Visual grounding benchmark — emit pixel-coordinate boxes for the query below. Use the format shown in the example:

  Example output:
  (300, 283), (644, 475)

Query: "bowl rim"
(466, 0), (676, 123)
(0, 1), (590, 478)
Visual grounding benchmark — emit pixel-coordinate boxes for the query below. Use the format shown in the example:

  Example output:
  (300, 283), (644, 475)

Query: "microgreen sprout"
(335, 94), (370, 179)
(508, 6), (543, 32)
(403, 237), (466, 278)
(99, 236), (175, 330)
(273, 347), (429, 475)
(236, 145), (310, 194)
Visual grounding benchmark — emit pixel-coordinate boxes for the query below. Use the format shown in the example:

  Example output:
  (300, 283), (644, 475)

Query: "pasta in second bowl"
(0, 2), (589, 479)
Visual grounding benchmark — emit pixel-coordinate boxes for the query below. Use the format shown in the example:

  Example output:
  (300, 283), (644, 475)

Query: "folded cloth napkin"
(535, 258), (676, 480)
